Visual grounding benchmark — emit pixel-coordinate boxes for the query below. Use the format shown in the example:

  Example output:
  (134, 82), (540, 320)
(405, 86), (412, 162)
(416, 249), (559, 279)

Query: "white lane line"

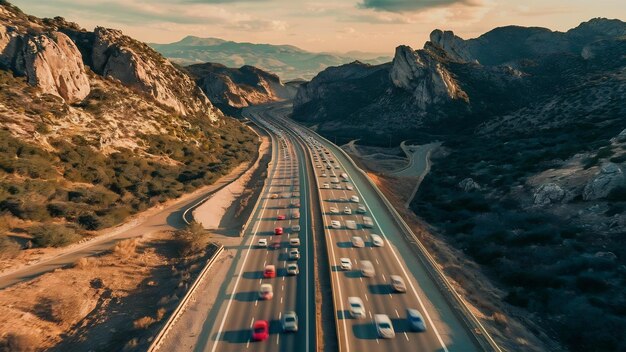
(365, 293), (369, 301)
(376, 258), (380, 265)
(210, 136), (276, 352)
(395, 309), (400, 318)
(382, 274), (386, 281)
(246, 339), (250, 348)
(404, 332), (410, 341)
(276, 333), (280, 345)
(250, 317), (255, 327)
(280, 297), (283, 304)
(330, 143), (450, 351)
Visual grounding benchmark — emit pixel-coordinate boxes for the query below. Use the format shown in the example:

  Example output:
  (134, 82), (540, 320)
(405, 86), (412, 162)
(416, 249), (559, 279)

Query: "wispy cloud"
(357, 0), (479, 13)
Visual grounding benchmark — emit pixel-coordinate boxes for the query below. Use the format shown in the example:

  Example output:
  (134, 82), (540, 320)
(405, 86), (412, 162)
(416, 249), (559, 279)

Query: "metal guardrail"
(147, 244), (224, 352)
(309, 130), (503, 352)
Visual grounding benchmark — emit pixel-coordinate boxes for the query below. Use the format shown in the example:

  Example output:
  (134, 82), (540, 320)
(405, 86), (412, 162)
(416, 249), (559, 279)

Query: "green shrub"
(30, 224), (81, 247)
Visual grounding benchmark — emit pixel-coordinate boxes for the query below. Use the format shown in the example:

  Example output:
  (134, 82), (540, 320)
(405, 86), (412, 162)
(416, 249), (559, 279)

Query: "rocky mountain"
(150, 36), (391, 81)
(186, 62), (297, 114)
(0, 2), (256, 249)
(294, 18), (626, 352)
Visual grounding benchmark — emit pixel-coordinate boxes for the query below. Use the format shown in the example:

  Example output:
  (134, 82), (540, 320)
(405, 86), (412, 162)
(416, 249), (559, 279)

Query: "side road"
(0, 128), (264, 290)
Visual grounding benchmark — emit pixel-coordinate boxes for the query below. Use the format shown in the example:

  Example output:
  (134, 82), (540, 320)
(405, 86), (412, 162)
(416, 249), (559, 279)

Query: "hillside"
(150, 36), (391, 80)
(186, 62), (297, 115)
(293, 18), (626, 351)
(0, 2), (257, 252)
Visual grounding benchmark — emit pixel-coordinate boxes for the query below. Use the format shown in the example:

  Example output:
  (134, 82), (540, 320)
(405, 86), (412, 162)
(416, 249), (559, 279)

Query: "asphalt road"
(252, 102), (481, 352)
(201, 114), (316, 352)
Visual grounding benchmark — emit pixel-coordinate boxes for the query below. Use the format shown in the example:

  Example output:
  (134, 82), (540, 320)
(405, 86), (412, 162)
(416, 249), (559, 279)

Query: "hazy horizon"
(10, 0), (626, 54)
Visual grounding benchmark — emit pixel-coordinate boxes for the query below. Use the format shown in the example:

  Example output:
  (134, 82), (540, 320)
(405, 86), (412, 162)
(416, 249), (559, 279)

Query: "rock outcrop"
(0, 19), (89, 102)
(88, 27), (220, 120)
(186, 63), (296, 111)
(429, 30), (474, 63)
(533, 183), (566, 205)
(583, 163), (625, 200)
(390, 45), (468, 109)
(458, 178), (480, 192)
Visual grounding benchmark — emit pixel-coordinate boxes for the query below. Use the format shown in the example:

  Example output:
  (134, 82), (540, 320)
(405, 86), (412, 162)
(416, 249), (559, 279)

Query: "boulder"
(533, 183), (566, 206)
(583, 163), (625, 200)
(458, 178), (480, 192)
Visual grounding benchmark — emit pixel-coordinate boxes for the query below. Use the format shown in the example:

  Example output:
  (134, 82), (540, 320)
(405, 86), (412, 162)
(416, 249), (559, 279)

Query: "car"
(390, 275), (407, 293)
(351, 236), (365, 248)
(331, 177), (340, 184)
(363, 216), (374, 228)
(375, 314), (395, 339)
(259, 284), (273, 300)
(330, 220), (341, 229)
(370, 234), (384, 247)
(407, 309), (427, 332)
(292, 224), (301, 232)
(257, 239), (268, 248)
(350, 195), (360, 203)
(326, 165), (331, 170)
(338, 197), (347, 203)
(316, 164), (322, 168)
(274, 227), (283, 235)
(277, 215), (286, 220)
(264, 265), (276, 278)
(348, 297), (365, 319)
(287, 263), (299, 275)
(252, 320), (269, 341)
(289, 237), (300, 247)
(322, 183), (330, 189)
(271, 241), (281, 249)
(270, 194), (279, 199)
(346, 185), (353, 190)
(289, 249), (300, 260)
(291, 200), (300, 208)
(282, 311), (298, 332)
(292, 210), (300, 219)
(340, 173), (348, 179)
(334, 166), (340, 169)
(340, 258), (352, 270)
(282, 193), (291, 198)
(360, 260), (375, 277)
(333, 184), (342, 190)
(346, 220), (357, 230)
(356, 204), (367, 213)
(343, 206), (352, 215)
(329, 207), (339, 214)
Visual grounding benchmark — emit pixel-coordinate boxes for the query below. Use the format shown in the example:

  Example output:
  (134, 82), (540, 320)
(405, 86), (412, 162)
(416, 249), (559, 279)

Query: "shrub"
(0, 236), (20, 258)
(30, 224), (81, 247)
(173, 221), (209, 256)
(0, 333), (36, 352)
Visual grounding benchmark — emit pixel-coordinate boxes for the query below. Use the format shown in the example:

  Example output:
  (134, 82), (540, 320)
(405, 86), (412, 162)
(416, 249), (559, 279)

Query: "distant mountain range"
(150, 36), (391, 81)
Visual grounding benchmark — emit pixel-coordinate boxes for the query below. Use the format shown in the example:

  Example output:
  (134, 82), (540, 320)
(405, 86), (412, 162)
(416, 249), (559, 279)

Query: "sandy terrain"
(0, 232), (214, 351)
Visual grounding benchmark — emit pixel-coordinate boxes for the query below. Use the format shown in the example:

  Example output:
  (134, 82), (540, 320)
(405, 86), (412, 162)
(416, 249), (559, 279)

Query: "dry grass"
(0, 333), (37, 352)
(113, 239), (138, 260)
(133, 307), (166, 329)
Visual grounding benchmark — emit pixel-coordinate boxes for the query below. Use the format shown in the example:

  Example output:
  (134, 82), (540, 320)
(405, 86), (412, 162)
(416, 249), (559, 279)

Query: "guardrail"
(308, 129), (503, 352)
(147, 244), (224, 352)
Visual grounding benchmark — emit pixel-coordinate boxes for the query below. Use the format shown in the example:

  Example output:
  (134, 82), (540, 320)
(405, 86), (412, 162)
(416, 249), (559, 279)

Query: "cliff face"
(187, 62), (296, 112)
(0, 4), (221, 120)
(0, 7), (90, 102)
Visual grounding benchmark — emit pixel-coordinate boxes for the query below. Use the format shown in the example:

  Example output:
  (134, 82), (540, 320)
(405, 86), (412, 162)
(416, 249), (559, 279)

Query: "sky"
(11, 0), (626, 54)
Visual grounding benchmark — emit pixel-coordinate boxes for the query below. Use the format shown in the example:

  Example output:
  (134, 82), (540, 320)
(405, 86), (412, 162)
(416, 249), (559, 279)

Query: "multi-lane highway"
(186, 101), (489, 352)
(204, 115), (316, 352)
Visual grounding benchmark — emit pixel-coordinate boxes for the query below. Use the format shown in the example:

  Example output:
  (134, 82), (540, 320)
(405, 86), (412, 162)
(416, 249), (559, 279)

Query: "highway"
(247, 102), (482, 352)
(202, 114), (316, 352)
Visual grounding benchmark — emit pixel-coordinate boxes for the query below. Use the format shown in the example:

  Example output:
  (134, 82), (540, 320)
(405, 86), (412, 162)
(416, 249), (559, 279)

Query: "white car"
(290, 238), (301, 247)
(340, 258), (352, 270)
(363, 216), (374, 228)
(356, 204), (367, 213)
(350, 195), (359, 203)
(343, 206), (352, 215)
(287, 263), (299, 275)
(333, 184), (342, 190)
(360, 260), (375, 277)
(292, 224), (301, 232)
(282, 311), (298, 332)
(330, 220), (341, 229)
(390, 275), (407, 293)
(348, 297), (365, 319)
(322, 183), (330, 189)
(375, 314), (395, 339)
(346, 220), (357, 230)
(370, 234), (384, 247)
(351, 236), (365, 248)
(329, 207), (339, 214)
(346, 185), (353, 190)
(338, 197), (348, 203)
(331, 178), (340, 184)
(289, 249), (300, 260)
(321, 173), (327, 177)
(257, 239), (268, 248)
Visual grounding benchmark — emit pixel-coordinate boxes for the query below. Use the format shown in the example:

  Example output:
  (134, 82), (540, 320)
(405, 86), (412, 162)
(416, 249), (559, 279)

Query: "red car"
(274, 227), (283, 235)
(277, 215), (286, 220)
(263, 265), (276, 278)
(252, 320), (269, 341)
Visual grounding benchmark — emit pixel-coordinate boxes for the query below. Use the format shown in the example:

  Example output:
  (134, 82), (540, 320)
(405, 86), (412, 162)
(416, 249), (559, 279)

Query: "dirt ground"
(351, 155), (555, 352)
(0, 232), (215, 352)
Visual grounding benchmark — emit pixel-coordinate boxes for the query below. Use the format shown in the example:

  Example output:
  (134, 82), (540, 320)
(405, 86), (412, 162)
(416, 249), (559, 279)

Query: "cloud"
(358, 0), (478, 13)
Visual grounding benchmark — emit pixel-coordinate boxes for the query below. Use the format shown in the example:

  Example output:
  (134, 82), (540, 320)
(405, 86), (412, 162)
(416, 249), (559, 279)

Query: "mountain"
(150, 36), (391, 81)
(0, 2), (256, 245)
(186, 62), (297, 115)
(293, 18), (626, 352)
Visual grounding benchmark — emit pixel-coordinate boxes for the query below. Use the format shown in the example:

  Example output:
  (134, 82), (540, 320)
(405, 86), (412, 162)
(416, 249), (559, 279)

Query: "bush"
(173, 221), (209, 256)
(0, 333), (36, 352)
(30, 224), (81, 247)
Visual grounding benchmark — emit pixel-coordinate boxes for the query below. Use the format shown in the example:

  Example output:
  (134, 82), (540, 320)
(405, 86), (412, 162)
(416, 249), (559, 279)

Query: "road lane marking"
(365, 293), (369, 301)
(404, 332), (410, 341)
(395, 309), (400, 318)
